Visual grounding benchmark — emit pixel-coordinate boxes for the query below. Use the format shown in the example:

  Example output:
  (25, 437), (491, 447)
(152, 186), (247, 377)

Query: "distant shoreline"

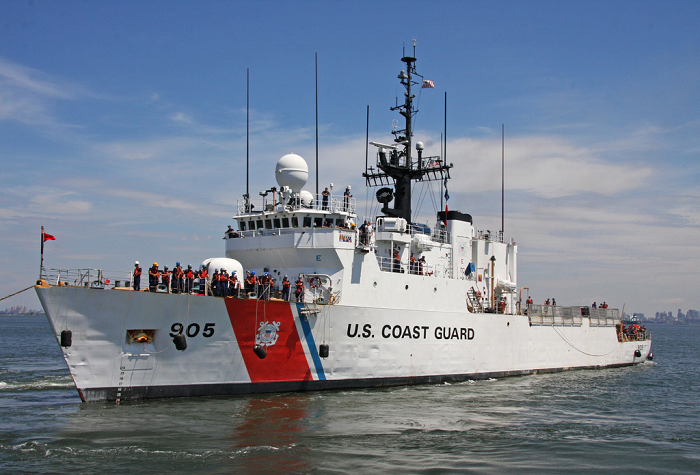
(0, 313), (46, 317)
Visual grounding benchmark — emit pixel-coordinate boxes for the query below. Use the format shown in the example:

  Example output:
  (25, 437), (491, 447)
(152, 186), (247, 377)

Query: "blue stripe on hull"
(296, 302), (326, 380)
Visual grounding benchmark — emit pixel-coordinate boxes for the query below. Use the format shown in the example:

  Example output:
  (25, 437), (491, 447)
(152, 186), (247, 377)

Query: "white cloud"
(443, 135), (654, 198)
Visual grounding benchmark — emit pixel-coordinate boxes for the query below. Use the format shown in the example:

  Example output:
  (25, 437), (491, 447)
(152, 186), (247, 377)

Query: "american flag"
(421, 80), (435, 89)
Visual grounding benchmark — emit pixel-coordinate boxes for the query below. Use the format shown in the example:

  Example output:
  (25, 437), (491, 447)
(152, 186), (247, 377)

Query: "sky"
(0, 0), (698, 317)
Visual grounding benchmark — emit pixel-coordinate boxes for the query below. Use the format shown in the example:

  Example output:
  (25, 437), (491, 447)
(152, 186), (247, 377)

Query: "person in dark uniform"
(343, 186), (352, 211)
(172, 262), (184, 294)
(212, 269), (220, 297)
(220, 269), (229, 297)
(281, 275), (291, 301)
(148, 263), (159, 292)
(295, 278), (304, 302)
(322, 187), (330, 210)
(161, 266), (171, 292)
(184, 265), (194, 294)
(133, 261), (142, 291)
(249, 271), (257, 296)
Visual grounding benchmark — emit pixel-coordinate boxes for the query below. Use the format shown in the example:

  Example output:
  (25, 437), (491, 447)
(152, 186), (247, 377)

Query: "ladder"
(467, 288), (483, 313)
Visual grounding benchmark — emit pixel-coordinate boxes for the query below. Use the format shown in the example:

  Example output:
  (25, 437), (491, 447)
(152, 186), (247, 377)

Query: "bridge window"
(273, 218), (281, 228)
(303, 217), (312, 227)
(314, 217), (323, 227)
(256, 219), (263, 229)
(282, 217), (290, 228)
(292, 217), (299, 228)
(265, 219), (272, 230)
(240, 222), (247, 231)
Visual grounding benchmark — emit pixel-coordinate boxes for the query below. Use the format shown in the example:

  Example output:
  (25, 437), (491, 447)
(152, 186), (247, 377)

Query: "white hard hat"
(135, 261), (139, 265)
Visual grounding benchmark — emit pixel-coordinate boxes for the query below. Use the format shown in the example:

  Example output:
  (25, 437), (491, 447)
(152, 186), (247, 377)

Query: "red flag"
(43, 233), (56, 242)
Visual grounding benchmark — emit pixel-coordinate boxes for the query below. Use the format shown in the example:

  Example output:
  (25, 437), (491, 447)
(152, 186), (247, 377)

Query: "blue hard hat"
(251, 271), (255, 275)
(265, 272), (269, 275)
(176, 261), (180, 266)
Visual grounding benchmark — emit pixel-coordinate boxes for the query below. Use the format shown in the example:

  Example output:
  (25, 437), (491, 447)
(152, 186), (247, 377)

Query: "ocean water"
(0, 316), (698, 474)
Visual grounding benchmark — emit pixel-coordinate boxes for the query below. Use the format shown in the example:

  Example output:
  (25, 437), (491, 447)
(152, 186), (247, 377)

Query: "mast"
(363, 48), (452, 224)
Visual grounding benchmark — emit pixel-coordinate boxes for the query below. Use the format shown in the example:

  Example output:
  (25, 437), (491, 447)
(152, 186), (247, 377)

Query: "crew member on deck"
(161, 266), (171, 293)
(343, 186), (352, 211)
(249, 271), (257, 296)
(282, 275), (291, 301)
(230, 271), (240, 297)
(212, 269), (220, 297)
(184, 265), (194, 294)
(172, 262), (184, 294)
(322, 187), (330, 210)
(148, 263), (159, 292)
(198, 265), (208, 295)
(133, 261), (142, 291)
(295, 278), (304, 302)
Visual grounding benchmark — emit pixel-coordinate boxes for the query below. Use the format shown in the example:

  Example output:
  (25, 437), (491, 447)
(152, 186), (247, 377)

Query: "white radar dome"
(275, 153), (308, 193)
(299, 190), (314, 207)
(201, 257), (244, 277)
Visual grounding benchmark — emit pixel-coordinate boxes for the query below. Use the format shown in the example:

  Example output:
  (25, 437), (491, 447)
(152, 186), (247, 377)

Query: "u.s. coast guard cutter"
(36, 52), (651, 403)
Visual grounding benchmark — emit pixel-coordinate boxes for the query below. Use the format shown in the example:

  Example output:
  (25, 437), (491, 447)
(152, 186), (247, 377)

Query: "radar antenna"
(363, 49), (452, 224)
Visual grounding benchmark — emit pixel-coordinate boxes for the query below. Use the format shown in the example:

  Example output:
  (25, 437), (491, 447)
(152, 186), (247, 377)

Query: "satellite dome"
(275, 153), (308, 193)
(299, 190), (314, 207)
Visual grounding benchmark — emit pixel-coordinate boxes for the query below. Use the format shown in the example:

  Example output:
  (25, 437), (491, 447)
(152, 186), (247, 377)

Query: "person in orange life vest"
(172, 262), (184, 294)
(544, 298), (550, 305)
(198, 265), (208, 295)
(211, 269), (220, 296)
(148, 262), (159, 292)
(244, 271), (253, 293)
(260, 272), (271, 300)
(184, 265), (194, 294)
(133, 261), (142, 291)
(409, 253), (416, 275)
(295, 278), (304, 302)
(220, 269), (229, 297)
(229, 270), (240, 297)
(249, 271), (257, 295)
(161, 266), (170, 292)
(392, 248), (401, 273)
(281, 275), (291, 301)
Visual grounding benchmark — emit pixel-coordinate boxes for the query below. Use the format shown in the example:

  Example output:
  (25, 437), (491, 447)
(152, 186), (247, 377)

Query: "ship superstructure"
(35, 51), (651, 403)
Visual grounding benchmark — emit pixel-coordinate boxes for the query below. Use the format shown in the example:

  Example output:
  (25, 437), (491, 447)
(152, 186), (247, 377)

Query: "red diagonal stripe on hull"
(224, 298), (312, 383)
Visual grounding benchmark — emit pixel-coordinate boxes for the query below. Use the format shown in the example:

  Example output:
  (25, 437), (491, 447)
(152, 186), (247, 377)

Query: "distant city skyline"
(1, 1), (698, 316)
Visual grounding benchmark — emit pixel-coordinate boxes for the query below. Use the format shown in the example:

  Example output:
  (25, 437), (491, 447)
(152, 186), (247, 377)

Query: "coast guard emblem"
(256, 321), (281, 347)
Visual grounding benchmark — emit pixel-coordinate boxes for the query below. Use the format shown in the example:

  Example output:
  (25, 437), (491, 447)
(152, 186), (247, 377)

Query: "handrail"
(236, 192), (356, 216)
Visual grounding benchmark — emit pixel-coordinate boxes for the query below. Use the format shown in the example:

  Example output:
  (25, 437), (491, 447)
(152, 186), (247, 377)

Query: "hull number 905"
(169, 322), (215, 338)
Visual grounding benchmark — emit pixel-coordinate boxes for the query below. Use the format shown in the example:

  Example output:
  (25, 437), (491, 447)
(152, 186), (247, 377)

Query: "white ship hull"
(37, 285), (651, 403)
